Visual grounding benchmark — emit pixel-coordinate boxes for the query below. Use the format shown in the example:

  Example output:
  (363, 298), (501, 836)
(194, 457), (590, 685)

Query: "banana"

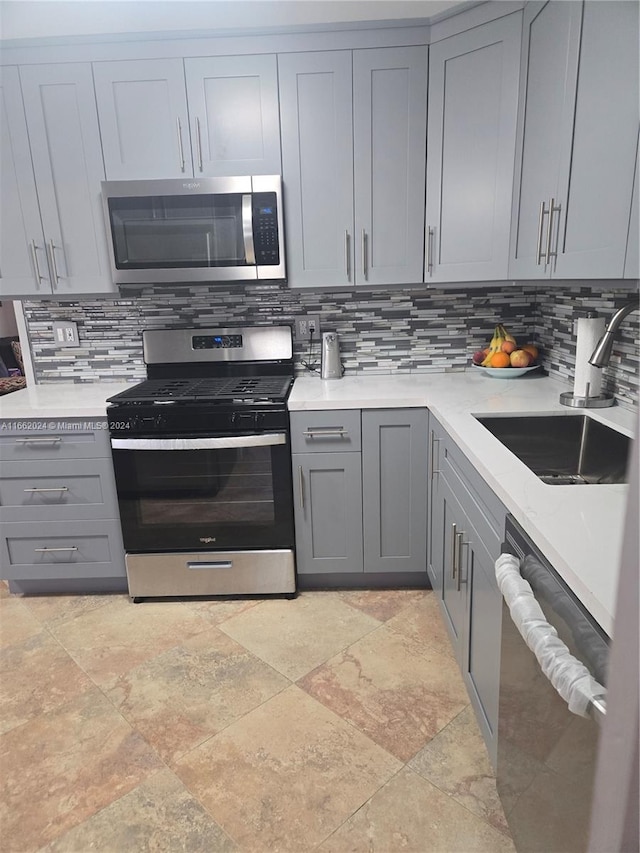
(499, 324), (516, 345)
(481, 324), (506, 366)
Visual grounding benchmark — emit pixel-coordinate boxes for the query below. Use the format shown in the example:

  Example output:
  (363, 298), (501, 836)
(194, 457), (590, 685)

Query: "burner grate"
(109, 375), (293, 404)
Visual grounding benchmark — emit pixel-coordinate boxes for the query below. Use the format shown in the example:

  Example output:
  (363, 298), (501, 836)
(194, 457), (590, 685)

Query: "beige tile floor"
(0, 582), (515, 853)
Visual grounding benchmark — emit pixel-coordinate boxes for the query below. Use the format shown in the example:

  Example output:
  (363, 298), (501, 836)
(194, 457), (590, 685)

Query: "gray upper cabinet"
(625, 136), (639, 280)
(15, 63), (114, 296)
(279, 50), (354, 288)
(509, 1), (582, 280)
(353, 47), (427, 286)
(553, 1), (639, 279)
(280, 46), (427, 288)
(0, 66), (49, 297)
(510, 0), (639, 280)
(425, 13), (521, 283)
(184, 55), (281, 177)
(362, 408), (427, 573)
(94, 58), (193, 180)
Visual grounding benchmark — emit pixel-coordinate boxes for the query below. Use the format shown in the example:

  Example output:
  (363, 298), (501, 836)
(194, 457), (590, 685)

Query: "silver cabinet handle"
(29, 240), (45, 283)
(345, 230), (351, 282)
(546, 198), (562, 265)
(176, 116), (185, 172)
(242, 193), (256, 266)
(536, 201), (549, 266)
(47, 239), (61, 286)
(23, 486), (69, 493)
(302, 428), (348, 438)
(430, 431), (441, 481)
(455, 531), (466, 592)
(195, 117), (203, 171)
(426, 226), (434, 276)
(187, 561), (233, 570)
(362, 229), (368, 280)
(298, 465), (304, 511)
(451, 522), (458, 580)
(34, 546), (78, 553)
(15, 437), (62, 444)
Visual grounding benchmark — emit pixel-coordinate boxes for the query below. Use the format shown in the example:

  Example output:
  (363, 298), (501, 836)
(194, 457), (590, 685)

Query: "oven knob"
(254, 412), (265, 426)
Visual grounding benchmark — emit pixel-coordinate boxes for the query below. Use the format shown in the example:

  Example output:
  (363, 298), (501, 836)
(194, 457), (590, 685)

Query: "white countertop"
(290, 371), (638, 637)
(2, 372), (636, 636)
(0, 381), (131, 419)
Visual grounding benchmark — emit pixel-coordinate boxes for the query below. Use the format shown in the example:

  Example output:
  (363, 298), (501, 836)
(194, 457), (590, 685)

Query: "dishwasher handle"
(495, 551), (607, 722)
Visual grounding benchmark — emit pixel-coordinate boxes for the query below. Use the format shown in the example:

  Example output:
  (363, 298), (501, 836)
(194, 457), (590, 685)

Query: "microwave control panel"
(252, 193), (280, 266)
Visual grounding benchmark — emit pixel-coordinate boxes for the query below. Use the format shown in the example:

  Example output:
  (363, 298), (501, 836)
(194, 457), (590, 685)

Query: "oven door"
(101, 176), (284, 283)
(110, 431), (294, 553)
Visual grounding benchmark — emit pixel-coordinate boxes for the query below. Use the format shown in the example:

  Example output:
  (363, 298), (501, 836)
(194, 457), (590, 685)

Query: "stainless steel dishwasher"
(496, 515), (609, 853)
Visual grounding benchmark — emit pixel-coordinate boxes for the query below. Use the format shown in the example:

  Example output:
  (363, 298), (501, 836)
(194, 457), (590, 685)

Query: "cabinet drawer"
(0, 458), (118, 522)
(0, 419), (111, 460)
(0, 519), (126, 580)
(290, 410), (361, 453)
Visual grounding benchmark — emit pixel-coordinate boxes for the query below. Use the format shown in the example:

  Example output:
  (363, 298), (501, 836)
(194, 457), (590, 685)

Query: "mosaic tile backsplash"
(21, 282), (638, 408)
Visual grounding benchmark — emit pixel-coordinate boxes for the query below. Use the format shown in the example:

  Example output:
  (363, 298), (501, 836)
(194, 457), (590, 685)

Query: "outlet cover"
(53, 321), (79, 348)
(295, 315), (321, 339)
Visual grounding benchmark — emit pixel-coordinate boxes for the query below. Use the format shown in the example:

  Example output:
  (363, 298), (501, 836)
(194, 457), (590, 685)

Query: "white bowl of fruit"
(472, 325), (540, 378)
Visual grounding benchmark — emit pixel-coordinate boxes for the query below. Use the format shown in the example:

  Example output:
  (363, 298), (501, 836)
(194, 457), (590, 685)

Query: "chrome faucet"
(589, 294), (640, 368)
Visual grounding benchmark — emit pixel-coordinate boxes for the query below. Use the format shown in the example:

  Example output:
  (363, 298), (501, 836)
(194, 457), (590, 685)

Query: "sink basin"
(475, 414), (631, 485)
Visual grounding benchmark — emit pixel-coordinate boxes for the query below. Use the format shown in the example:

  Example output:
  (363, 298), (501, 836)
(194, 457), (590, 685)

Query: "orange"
(522, 344), (539, 360)
(489, 351), (510, 368)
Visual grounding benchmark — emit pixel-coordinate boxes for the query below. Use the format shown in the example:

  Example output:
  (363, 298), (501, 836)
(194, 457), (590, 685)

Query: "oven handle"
(111, 433), (287, 451)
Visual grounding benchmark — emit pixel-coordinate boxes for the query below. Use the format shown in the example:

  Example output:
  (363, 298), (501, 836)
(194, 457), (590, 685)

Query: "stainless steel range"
(106, 326), (295, 601)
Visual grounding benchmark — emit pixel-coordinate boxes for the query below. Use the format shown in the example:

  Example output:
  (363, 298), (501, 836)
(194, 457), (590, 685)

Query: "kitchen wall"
(20, 282), (639, 408)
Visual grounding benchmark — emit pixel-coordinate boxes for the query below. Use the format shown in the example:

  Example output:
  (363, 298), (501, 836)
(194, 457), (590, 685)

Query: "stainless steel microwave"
(101, 176), (285, 284)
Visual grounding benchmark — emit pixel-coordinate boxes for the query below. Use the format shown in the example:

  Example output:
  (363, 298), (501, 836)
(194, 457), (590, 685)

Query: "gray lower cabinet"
(0, 419), (126, 592)
(279, 46), (427, 288)
(362, 408), (428, 573)
(510, 0), (639, 280)
(424, 12), (521, 282)
(429, 414), (505, 768)
(2, 63), (115, 298)
(291, 408), (428, 583)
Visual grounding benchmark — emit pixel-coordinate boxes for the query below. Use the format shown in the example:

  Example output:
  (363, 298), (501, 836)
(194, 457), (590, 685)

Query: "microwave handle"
(242, 194), (256, 266)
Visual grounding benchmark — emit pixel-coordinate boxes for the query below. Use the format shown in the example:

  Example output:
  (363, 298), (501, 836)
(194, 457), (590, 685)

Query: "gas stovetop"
(106, 375), (293, 406)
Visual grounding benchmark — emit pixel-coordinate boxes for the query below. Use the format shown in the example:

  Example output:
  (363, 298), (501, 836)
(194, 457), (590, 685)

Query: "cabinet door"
(463, 525), (502, 769)
(279, 51), (354, 288)
(362, 408), (427, 573)
(94, 58), (192, 179)
(625, 136), (639, 280)
(436, 475), (468, 665)
(553, 1), (639, 278)
(19, 63), (114, 296)
(292, 452), (363, 575)
(509, 1), (582, 279)
(425, 14), (521, 282)
(184, 54), (281, 177)
(353, 46), (427, 286)
(427, 421), (443, 594)
(0, 66), (51, 297)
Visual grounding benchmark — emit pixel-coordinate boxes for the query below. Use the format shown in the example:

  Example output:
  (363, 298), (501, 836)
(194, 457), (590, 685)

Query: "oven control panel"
(192, 334), (243, 350)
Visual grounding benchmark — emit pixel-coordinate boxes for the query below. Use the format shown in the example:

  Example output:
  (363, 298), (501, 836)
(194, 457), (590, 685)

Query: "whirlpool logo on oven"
(183, 182), (201, 190)
(199, 537), (216, 544)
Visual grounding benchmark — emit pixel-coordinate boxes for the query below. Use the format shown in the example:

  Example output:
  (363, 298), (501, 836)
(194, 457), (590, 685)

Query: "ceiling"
(0, 1), (469, 42)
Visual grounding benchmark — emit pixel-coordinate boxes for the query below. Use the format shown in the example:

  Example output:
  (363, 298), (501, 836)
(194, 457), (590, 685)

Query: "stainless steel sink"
(475, 414), (631, 485)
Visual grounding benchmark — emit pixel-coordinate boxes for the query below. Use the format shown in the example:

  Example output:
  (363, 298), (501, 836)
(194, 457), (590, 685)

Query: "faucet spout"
(588, 295), (640, 368)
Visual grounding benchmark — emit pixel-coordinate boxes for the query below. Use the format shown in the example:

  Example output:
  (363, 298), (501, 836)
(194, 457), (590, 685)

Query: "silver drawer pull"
(24, 487), (69, 493)
(187, 561), (233, 570)
(34, 546), (78, 553)
(451, 523), (458, 580)
(455, 532), (468, 592)
(15, 437), (62, 444)
(298, 465), (305, 511)
(303, 428), (348, 438)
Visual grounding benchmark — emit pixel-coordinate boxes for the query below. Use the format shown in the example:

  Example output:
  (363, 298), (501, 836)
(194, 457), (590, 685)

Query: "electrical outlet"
(52, 320), (79, 348)
(295, 315), (321, 339)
